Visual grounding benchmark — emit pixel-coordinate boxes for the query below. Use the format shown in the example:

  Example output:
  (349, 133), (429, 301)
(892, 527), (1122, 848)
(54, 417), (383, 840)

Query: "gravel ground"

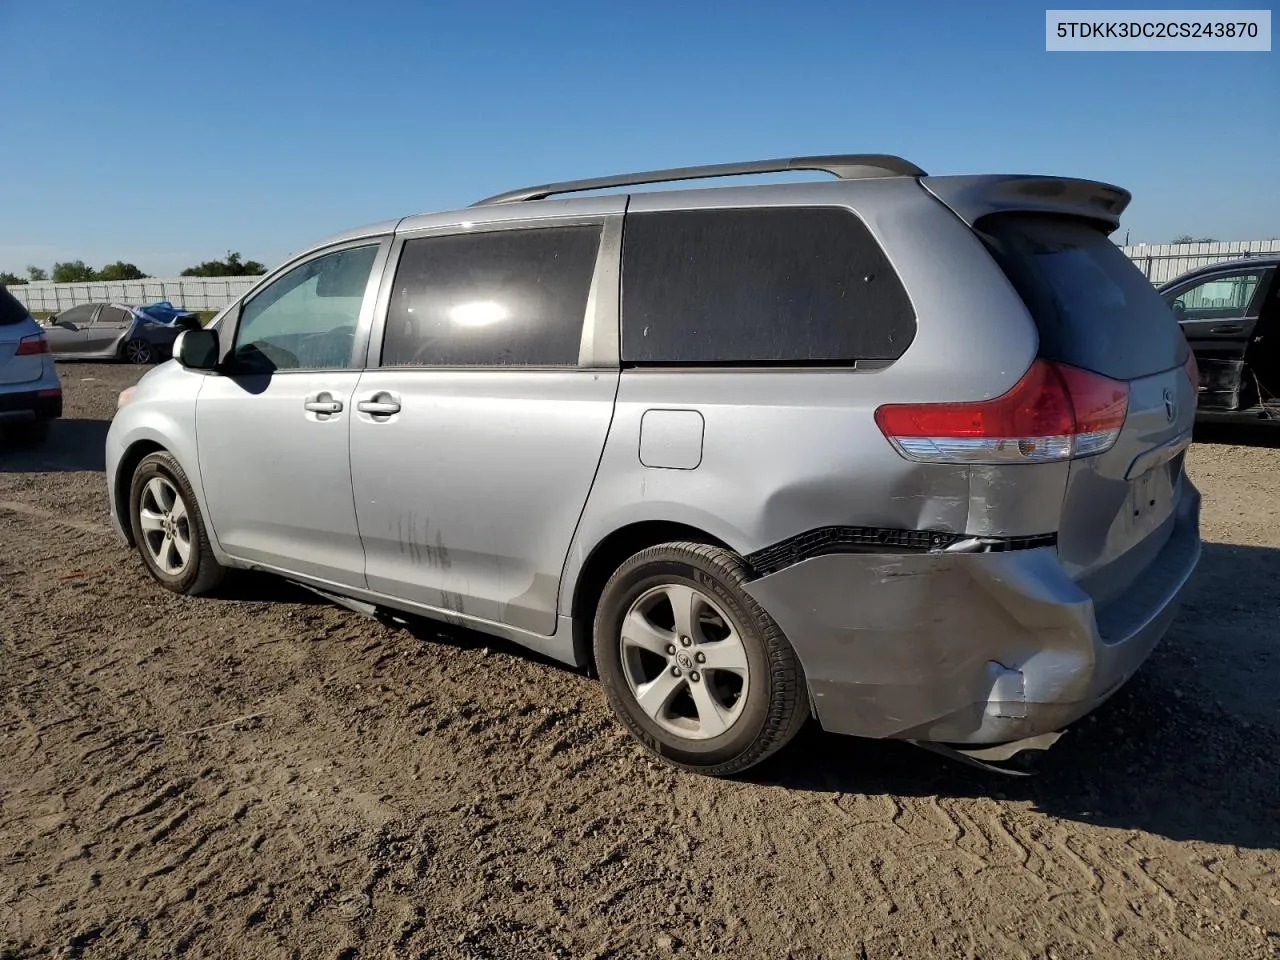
(2, 363), (1278, 960)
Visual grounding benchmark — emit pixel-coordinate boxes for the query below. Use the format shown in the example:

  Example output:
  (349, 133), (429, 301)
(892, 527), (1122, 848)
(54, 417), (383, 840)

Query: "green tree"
(51, 260), (97, 283)
(181, 250), (266, 277)
(26, 265), (48, 281)
(96, 261), (148, 281)
(1172, 235), (1195, 244)
(0, 271), (26, 285)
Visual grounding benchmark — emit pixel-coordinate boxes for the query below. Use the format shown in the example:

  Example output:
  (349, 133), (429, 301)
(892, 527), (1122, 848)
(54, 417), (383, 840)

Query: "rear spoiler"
(921, 175), (1131, 234)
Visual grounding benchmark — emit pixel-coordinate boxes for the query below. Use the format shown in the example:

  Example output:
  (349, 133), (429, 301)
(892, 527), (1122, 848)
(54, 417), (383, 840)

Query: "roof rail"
(472, 154), (927, 205)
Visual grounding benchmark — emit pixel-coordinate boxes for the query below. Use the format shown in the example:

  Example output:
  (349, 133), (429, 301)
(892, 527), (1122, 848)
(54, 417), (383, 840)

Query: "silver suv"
(106, 155), (1201, 776)
(1, 284), (62, 445)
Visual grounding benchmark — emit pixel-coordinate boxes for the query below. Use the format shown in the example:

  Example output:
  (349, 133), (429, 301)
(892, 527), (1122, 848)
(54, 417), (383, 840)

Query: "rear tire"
(124, 338), (154, 364)
(593, 542), (808, 776)
(128, 451), (225, 595)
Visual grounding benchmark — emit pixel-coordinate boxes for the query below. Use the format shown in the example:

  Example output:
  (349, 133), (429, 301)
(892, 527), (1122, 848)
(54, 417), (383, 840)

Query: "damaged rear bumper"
(743, 486), (1201, 745)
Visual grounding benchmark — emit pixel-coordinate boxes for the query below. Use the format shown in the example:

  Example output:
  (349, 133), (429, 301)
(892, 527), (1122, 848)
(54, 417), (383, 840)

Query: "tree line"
(0, 251), (267, 286)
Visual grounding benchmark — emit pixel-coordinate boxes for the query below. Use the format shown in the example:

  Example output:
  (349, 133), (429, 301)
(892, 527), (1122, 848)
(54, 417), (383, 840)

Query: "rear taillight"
(874, 359), (1129, 464)
(15, 333), (50, 356)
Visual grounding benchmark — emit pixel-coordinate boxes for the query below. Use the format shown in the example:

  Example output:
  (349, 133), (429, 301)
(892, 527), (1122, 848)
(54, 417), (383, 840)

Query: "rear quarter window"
(1, 284), (31, 326)
(977, 214), (1188, 381)
(620, 207), (916, 365)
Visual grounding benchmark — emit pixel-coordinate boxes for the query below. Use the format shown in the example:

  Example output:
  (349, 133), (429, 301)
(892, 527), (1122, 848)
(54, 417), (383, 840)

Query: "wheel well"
(570, 521), (730, 672)
(115, 440), (165, 546)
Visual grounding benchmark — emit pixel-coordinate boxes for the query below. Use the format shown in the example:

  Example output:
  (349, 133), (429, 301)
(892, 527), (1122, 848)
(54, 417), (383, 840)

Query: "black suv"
(1160, 254), (1280, 420)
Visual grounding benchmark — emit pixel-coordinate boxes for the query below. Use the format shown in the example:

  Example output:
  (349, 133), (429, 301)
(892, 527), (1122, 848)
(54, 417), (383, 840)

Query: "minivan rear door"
(349, 208), (623, 638)
(974, 213), (1197, 599)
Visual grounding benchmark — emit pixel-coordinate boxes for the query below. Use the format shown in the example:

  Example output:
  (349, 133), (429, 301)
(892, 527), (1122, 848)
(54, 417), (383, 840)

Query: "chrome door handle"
(357, 393), (401, 416)
(304, 392), (343, 414)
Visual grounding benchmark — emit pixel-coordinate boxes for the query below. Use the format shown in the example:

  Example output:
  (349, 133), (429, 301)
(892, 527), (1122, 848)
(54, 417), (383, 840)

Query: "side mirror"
(1171, 300), (1187, 322)
(173, 328), (219, 370)
(56, 320), (78, 331)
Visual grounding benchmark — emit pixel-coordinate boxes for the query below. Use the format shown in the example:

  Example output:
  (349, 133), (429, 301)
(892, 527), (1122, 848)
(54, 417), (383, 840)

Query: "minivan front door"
(349, 218), (620, 636)
(194, 240), (388, 588)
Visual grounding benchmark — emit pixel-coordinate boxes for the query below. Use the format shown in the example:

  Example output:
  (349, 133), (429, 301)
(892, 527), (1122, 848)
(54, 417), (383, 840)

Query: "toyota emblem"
(1163, 388), (1177, 423)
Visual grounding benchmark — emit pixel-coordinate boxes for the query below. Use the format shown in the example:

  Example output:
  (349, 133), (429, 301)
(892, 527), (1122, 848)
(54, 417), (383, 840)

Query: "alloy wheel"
(138, 476), (192, 575)
(619, 582), (751, 740)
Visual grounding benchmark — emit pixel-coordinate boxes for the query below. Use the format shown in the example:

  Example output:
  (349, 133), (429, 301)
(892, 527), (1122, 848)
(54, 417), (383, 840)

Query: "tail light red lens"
(874, 359), (1129, 464)
(15, 333), (50, 356)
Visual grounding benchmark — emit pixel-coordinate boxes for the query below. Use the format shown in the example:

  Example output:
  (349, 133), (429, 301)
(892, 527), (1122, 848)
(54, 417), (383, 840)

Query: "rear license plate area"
(1127, 463), (1175, 538)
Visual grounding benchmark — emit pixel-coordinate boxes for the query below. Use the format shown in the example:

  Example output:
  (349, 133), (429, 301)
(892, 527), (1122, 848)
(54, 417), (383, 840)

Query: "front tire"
(124, 338), (154, 364)
(128, 451), (225, 595)
(593, 542), (808, 776)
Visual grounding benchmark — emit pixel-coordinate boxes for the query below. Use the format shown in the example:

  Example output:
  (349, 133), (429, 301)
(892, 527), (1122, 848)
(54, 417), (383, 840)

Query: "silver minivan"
(106, 155), (1201, 775)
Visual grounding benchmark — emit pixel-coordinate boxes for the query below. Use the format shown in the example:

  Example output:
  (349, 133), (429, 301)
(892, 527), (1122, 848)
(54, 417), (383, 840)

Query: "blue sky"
(1, 0), (1276, 277)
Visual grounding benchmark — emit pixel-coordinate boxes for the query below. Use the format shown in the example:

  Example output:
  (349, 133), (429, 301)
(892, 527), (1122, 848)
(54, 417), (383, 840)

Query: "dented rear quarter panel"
(560, 179), (1047, 614)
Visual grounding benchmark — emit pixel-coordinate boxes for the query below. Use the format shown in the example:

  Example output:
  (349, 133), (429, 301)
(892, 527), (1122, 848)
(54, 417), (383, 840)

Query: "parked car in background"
(107, 154), (1201, 776)
(1159, 254), (1280, 421)
(0, 283), (62, 445)
(43, 301), (201, 364)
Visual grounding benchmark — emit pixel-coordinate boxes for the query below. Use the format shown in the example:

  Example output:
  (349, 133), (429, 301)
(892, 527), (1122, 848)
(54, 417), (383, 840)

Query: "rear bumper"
(0, 385), (63, 421)
(744, 483), (1202, 744)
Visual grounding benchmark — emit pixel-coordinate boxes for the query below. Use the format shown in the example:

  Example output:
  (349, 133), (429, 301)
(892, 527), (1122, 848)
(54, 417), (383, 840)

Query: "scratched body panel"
(745, 485), (1201, 742)
(349, 368), (619, 635)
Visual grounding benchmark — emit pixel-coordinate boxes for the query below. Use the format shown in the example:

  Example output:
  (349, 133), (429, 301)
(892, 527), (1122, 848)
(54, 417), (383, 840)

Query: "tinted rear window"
(382, 226), (601, 367)
(1, 284), (30, 326)
(977, 214), (1187, 380)
(621, 207), (916, 365)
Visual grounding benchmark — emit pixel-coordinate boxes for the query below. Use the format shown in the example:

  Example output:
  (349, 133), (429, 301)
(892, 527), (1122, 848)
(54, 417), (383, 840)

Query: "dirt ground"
(2, 363), (1278, 960)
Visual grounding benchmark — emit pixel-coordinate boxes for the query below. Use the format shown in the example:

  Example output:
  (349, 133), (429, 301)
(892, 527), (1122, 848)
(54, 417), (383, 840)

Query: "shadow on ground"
(205, 539), (1280, 851)
(207, 571), (331, 606)
(1194, 420), (1280, 448)
(207, 573), (581, 679)
(752, 541), (1280, 851)
(0, 419), (109, 472)
(199, 541), (1280, 851)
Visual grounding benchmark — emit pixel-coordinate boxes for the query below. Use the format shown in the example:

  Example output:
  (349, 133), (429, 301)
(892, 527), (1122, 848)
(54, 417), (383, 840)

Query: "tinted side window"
(382, 226), (601, 367)
(620, 207), (916, 365)
(96, 306), (130, 326)
(58, 304), (97, 326)
(1171, 270), (1267, 321)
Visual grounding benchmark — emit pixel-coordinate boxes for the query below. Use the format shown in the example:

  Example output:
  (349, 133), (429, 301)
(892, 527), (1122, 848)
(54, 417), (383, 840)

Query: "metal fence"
(9, 276), (260, 314)
(1119, 240), (1280, 284)
(6, 239), (1280, 313)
